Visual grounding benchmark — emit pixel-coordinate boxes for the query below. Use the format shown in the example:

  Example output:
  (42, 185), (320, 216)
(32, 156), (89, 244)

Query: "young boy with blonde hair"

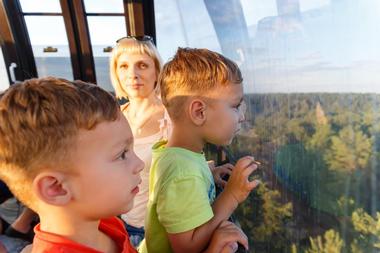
(0, 77), (248, 253)
(140, 48), (260, 253)
(0, 77), (143, 252)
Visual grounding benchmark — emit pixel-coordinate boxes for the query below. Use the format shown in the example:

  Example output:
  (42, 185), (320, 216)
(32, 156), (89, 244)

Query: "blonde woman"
(110, 36), (234, 248)
(110, 36), (169, 247)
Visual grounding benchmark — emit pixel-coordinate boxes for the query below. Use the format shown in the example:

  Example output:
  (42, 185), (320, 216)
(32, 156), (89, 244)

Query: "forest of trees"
(227, 93), (380, 252)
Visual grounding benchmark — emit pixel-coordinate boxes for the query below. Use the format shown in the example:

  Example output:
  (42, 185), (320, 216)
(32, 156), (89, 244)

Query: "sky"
(2, 0), (380, 93)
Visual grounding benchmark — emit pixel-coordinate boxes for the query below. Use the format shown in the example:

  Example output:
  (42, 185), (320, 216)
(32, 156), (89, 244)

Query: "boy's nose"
(135, 156), (144, 174)
(238, 110), (246, 122)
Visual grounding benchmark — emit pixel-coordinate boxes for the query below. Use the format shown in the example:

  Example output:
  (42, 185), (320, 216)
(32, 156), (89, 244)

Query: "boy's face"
(204, 83), (246, 146)
(69, 113), (144, 219)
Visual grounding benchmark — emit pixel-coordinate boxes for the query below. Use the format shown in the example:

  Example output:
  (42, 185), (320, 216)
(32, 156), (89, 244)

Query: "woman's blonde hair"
(110, 38), (163, 99)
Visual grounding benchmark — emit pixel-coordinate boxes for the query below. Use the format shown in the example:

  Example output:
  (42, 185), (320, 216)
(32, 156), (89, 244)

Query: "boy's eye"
(233, 103), (241, 111)
(233, 101), (247, 114)
(117, 149), (129, 160)
(119, 64), (128, 69)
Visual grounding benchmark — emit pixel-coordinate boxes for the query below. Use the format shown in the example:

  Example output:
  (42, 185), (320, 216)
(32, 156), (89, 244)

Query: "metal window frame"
(124, 0), (156, 44)
(0, 0), (37, 83)
(60, 0), (96, 83)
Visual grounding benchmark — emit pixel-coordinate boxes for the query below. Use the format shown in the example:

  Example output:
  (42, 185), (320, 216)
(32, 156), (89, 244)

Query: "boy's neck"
(38, 209), (117, 253)
(166, 124), (205, 153)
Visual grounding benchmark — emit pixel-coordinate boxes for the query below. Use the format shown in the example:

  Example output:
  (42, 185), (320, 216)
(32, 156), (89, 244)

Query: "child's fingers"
(215, 177), (227, 187)
(208, 160), (216, 169)
(219, 166), (233, 176)
(219, 220), (234, 228)
(241, 164), (258, 179)
(220, 163), (234, 171)
(214, 164), (234, 187)
(248, 179), (261, 190)
(227, 228), (248, 250)
(218, 221), (249, 250)
(235, 156), (255, 170)
(229, 242), (238, 252)
(217, 180), (227, 188)
(220, 242), (238, 253)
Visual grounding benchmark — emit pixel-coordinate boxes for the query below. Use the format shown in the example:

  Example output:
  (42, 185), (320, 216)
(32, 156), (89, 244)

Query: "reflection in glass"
(87, 16), (126, 92)
(83, 0), (124, 13)
(0, 50), (9, 91)
(155, 0), (221, 61)
(19, 0), (61, 13)
(155, 0), (380, 252)
(24, 16), (73, 80)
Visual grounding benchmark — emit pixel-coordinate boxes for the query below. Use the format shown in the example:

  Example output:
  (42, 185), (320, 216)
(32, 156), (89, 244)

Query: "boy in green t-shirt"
(140, 48), (260, 253)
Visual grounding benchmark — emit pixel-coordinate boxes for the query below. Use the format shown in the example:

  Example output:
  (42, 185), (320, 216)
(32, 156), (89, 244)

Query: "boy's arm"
(167, 157), (259, 253)
(167, 191), (250, 253)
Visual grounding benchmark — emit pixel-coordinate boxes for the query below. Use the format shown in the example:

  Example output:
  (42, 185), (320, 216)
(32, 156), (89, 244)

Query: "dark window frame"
(0, 0), (37, 83)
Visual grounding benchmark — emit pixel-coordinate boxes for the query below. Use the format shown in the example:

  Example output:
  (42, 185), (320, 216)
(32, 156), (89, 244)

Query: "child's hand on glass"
(208, 160), (234, 188)
(224, 156), (260, 206)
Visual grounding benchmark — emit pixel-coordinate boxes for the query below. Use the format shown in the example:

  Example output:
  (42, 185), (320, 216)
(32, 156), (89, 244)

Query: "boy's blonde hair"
(159, 47), (243, 121)
(0, 77), (120, 209)
(110, 38), (162, 99)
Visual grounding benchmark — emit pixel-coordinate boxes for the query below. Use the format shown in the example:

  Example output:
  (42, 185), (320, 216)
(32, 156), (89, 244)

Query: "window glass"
(155, 0), (221, 61)
(19, 0), (61, 13)
(24, 16), (73, 80)
(155, 0), (380, 252)
(0, 49), (9, 91)
(87, 16), (126, 92)
(83, 0), (124, 13)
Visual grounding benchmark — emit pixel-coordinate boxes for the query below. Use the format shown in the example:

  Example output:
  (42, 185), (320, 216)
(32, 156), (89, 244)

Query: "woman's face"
(116, 52), (157, 99)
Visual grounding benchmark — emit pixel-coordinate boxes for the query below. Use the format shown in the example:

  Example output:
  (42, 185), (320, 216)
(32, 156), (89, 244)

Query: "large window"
(84, 0), (126, 92)
(19, 0), (61, 12)
(20, 1), (73, 80)
(12, 0), (128, 88)
(155, 0), (380, 252)
(86, 16), (126, 92)
(23, 16), (73, 80)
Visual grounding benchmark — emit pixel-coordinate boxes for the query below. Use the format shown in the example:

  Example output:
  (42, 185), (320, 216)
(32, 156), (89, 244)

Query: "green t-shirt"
(139, 140), (216, 253)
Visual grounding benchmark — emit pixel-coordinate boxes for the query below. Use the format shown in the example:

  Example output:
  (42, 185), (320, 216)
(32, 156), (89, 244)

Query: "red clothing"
(31, 217), (137, 253)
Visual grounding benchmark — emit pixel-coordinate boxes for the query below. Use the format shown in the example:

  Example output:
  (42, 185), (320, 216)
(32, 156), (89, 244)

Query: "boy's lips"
(131, 179), (142, 194)
(131, 185), (139, 194)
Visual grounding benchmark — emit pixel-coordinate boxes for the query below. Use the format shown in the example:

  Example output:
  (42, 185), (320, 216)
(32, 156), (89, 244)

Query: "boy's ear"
(189, 99), (207, 126)
(32, 172), (72, 206)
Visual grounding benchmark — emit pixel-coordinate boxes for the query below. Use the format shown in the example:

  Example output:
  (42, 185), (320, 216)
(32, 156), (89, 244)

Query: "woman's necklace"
(124, 104), (160, 137)
(129, 114), (152, 136)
